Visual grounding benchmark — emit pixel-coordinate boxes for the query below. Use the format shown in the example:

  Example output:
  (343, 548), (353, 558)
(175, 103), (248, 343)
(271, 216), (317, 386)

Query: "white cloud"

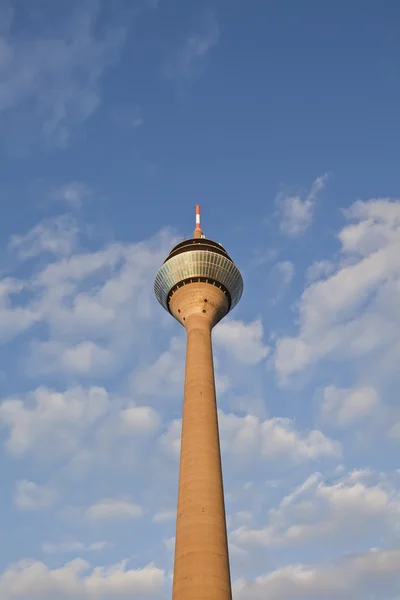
(235, 510), (253, 522)
(214, 320), (270, 365)
(35, 229), (175, 376)
(229, 543), (248, 559)
(0, 558), (164, 598)
(1, 223), (176, 377)
(306, 259), (334, 282)
(159, 419), (182, 458)
(233, 547), (400, 600)
(131, 336), (185, 397)
(152, 509), (176, 523)
(14, 480), (58, 511)
(269, 261), (295, 303)
(85, 498), (143, 522)
(275, 198), (400, 381)
(50, 181), (91, 208)
(34, 237), (168, 333)
(0, 386), (110, 458)
(53, 340), (113, 375)
(163, 536), (175, 554)
(0, 2), (127, 149)
(220, 412), (341, 462)
(276, 261), (295, 286)
(215, 372), (232, 396)
(0, 380), (162, 479)
(8, 216), (78, 259)
(132, 330), (236, 401)
(163, 12), (219, 80)
(161, 410), (340, 463)
(340, 198), (400, 255)
(42, 541), (113, 554)
(233, 470), (399, 549)
(276, 173), (329, 237)
(0, 277), (40, 342)
(4, 184), (400, 600)
(321, 384), (379, 428)
(120, 406), (160, 433)
(28, 340), (115, 377)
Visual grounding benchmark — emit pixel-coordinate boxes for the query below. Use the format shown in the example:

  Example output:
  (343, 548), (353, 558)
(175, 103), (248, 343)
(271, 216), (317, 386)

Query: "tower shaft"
(154, 207), (243, 599)
(171, 287), (232, 600)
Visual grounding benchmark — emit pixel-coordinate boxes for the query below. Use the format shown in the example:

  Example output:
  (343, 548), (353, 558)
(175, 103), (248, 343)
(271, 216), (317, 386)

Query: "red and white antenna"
(193, 204), (204, 238)
(195, 204), (201, 231)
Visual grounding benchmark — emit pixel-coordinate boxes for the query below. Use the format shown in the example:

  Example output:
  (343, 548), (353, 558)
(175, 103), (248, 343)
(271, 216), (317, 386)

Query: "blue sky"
(1, 0), (400, 598)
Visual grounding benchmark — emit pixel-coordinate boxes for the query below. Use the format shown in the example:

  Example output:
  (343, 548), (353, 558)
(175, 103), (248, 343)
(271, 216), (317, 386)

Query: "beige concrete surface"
(169, 284), (232, 600)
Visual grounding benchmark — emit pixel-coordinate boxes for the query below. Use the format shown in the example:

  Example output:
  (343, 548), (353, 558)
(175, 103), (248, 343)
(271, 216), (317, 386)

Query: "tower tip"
(194, 204), (203, 238)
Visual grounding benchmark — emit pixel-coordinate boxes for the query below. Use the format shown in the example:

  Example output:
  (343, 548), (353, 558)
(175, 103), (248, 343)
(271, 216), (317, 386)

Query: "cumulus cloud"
(27, 340), (115, 377)
(275, 198), (400, 382)
(321, 384), (379, 428)
(275, 174), (329, 237)
(0, 2), (127, 150)
(152, 510), (176, 524)
(269, 261), (295, 303)
(276, 261), (295, 286)
(85, 498), (143, 522)
(0, 558), (164, 598)
(119, 406), (161, 433)
(214, 319), (270, 365)
(0, 220), (176, 377)
(8, 216), (78, 259)
(14, 480), (58, 511)
(220, 412), (341, 462)
(132, 329), (236, 401)
(233, 547), (400, 600)
(3, 180), (399, 600)
(131, 336), (185, 397)
(233, 470), (399, 549)
(163, 537), (175, 554)
(42, 541), (113, 554)
(52, 341), (112, 375)
(306, 260), (334, 283)
(0, 386), (110, 458)
(161, 410), (340, 463)
(0, 382), (161, 482)
(0, 277), (40, 342)
(158, 417), (182, 460)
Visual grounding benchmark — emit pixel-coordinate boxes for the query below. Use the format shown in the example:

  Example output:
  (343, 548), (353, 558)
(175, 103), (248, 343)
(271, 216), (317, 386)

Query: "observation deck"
(154, 236), (243, 316)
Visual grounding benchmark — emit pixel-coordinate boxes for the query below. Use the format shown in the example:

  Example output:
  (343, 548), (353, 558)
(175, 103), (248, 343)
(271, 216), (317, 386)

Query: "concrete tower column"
(154, 206), (243, 600)
(169, 284), (232, 600)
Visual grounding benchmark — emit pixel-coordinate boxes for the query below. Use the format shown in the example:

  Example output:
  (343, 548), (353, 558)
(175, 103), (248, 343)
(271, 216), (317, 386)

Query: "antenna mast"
(194, 204), (204, 238)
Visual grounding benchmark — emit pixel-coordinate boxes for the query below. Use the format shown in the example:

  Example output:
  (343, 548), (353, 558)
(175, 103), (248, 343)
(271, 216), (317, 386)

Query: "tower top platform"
(163, 237), (232, 264)
(154, 207), (243, 319)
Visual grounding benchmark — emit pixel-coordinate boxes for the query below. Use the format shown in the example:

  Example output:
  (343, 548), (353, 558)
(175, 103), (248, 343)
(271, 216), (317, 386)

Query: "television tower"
(154, 206), (243, 600)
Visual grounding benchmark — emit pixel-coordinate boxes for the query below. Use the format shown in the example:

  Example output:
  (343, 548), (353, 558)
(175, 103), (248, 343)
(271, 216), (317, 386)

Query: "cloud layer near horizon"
(1, 192), (400, 599)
